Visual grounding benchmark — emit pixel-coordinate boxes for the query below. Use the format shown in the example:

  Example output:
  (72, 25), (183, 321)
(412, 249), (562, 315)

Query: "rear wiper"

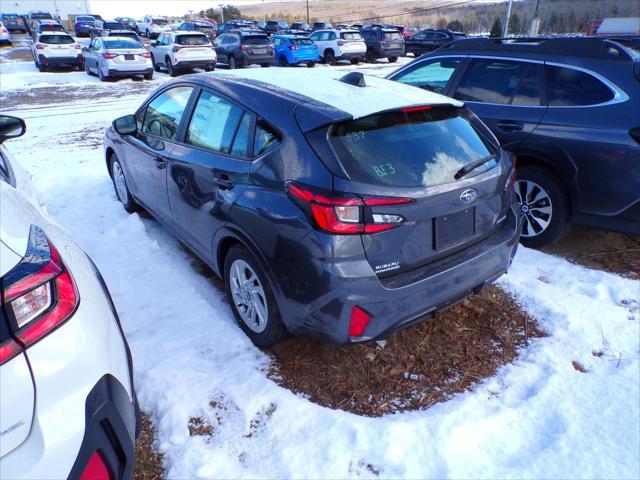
(454, 154), (497, 180)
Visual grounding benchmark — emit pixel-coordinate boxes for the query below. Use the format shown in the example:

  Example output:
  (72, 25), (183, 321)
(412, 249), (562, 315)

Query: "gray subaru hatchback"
(105, 69), (522, 346)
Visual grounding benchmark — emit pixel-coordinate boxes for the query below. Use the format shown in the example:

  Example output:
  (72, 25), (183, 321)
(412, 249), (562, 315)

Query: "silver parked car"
(82, 36), (153, 81)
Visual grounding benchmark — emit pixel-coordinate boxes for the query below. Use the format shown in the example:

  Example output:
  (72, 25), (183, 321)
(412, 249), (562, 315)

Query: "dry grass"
(133, 413), (165, 480)
(268, 285), (544, 416)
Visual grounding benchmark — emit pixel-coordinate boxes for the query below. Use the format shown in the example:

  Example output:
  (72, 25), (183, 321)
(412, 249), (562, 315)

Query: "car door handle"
(496, 120), (524, 132)
(154, 156), (167, 169)
(213, 174), (235, 190)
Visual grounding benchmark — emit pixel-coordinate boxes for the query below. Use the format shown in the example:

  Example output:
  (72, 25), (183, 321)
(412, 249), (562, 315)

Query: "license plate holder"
(434, 208), (475, 250)
(124, 54), (134, 60)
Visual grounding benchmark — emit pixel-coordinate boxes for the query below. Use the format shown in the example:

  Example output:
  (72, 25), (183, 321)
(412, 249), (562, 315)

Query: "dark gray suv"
(388, 37), (640, 247)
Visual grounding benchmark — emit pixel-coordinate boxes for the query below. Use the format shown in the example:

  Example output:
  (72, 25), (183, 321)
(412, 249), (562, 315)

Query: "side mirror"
(113, 114), (136, 135)
(0, 115), (26, 144)
(150, 41), (156, 47)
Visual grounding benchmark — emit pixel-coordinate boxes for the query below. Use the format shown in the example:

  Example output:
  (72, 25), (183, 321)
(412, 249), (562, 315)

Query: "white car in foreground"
(83, 36), (153, 81)
(31, 32), (83, 72)
(0, 115), (139, 478)
(150, 31), (216, 76)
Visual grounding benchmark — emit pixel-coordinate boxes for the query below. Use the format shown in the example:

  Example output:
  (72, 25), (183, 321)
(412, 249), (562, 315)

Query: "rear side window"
(254, 122), (280, 157)
(393, 57), (462, 93)
(340, 32), (362, 41)
(243, 35), (270, 45)
(454, 59), (540, 105)
(40, 35), (74, 44)
(545, 65), (614, 106)
(176, 34), (209, 45)
(329, 107), (496, 188)
(142, 87), (194, 140)
(186, 91), (248, 155)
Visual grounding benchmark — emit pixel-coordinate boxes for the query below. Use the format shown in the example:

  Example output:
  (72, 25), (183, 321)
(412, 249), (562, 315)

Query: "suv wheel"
(110, 155), (137, 213)
(279, 56), (289, 67)
(324, 50), (335, 65)
(387, 56), (398, 63)
(515, 166), (569, 248)
(224, 245), (288, 347)
(228, 55), (237, 70)
(165, 57), (177, 76)
(98, 66), (109, 82)
(151, 54), (160, 72)
(365, 50), (376, 62)
(350, 58), (360, 65)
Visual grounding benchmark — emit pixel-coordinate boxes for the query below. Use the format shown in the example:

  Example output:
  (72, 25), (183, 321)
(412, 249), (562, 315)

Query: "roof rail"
(439, 36), (633, 61)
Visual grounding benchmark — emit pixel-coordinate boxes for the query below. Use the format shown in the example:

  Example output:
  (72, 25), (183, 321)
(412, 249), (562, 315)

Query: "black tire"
(38, 62), (46, 72)
(98, 66), (109, 82)
(515, 165), (570, 248)
(278, 55), (288, 67)
(224, 245), (288, 347)
(152, 54), (160, 72)
(324, 49), (335, 65)
(365, 50), (376, 63)
(307, 61), (315, 68)
(228, 55), (237, 70)
(109, 154), (138, 213)
(350, 58), (360, 65)
(388, 56), (398, 63)
(165, 57), (177, 76)
(204, 65), (214, 72)
(261, 63), (269, 68)
(144, 72), (153, 80)
(84, 61), (93, 76)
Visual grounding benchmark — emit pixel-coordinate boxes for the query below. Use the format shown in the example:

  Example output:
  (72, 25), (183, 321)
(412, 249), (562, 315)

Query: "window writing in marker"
(373, 163), (396, 177)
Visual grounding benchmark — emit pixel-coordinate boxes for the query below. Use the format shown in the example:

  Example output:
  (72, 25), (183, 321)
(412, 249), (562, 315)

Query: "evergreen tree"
(490, 16), (502, 37)
(446, 19), (464, 32)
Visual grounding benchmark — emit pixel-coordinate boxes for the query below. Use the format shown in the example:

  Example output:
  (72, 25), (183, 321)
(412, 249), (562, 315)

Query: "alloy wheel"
(229, 259), (268, 333)
(112, 161), (128, 204)
(515, 179), (553, 238)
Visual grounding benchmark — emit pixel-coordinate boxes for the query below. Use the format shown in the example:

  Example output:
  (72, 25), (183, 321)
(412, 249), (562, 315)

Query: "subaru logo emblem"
(459, 189), (477, 204)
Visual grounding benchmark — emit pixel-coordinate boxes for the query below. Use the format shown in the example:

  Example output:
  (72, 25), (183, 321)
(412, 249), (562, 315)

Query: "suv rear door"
(450, 57), (547, 150)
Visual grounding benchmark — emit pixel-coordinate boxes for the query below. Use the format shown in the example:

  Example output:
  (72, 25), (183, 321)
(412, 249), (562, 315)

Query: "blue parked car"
(74, 15), (95, 37)
(273, 34), (319, 67)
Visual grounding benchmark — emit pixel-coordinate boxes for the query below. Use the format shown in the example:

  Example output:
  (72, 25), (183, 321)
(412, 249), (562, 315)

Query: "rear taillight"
(349, 306), (371, 337)
(287, 182), (412, 234)
(80, 451), (111, 480)
(337, 39), (345, 46)
(0, 225), (78, 364)
(289, 45), (299, 50)
(102, 52), (118, 59)
(35, 44), (45, 49)
(240, 44), (248, 51)
(172, 45), (182, 52)
(141, 51), (151, 58)
(74, 44), (81, 49)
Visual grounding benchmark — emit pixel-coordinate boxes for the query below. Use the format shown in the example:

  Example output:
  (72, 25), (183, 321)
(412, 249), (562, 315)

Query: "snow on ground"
(1, 60), (639, 479)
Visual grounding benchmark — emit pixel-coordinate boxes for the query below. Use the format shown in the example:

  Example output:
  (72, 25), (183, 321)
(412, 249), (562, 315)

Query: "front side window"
(545, 65), (614, 106)
(329, 107), (497, 188)
(186, 91), (247, 155)
(142, 87), (194, 140)
(454, 59), (540, 105)
(393, 57), (462, 94)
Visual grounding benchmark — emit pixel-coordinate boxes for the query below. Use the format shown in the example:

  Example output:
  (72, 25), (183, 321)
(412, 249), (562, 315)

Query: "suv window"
(142, 87), (194, 140)
(254, 122), (280, 156)
(176, 34), (209, 45)
(393, 57), (462, 94)
(454, 59), (540, 105)
(243, 35), (269, 45)
(329, 107), (497, 188)
(384, 31), (402, 40)
(186, 91), (247, 155)
(340, 31), (362, 41)
(40, 34), (74, 44)
(545, 65), (614, 106)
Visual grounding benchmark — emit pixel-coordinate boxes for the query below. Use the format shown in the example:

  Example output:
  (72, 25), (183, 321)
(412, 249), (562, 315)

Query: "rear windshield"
(76, 16), (94, 22)
(153, 18), (168, 25)
(176, 34), (210, 45)
(384, 31), (403, 40)
(341, 32), (363, 41)
(195, 25), (213, 33)
(40, 34), (74, 44)
(291, 38), (313, 45)
(41, 24), (64, 32)
(243, 35), (270, 45)
(3, 15), (19, 20)
(32, 13), (53, 20)
(103, 39), (141, 49)
(103, 22), (123, 29)
(111, 32), (138, 40)
(329, 107), (497, 188)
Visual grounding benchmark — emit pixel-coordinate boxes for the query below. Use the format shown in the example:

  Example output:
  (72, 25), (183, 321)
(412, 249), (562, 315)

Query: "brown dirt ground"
(542, 227), (640, 278)
(133, 412), (165, 480)
(268, 285), (545, 416)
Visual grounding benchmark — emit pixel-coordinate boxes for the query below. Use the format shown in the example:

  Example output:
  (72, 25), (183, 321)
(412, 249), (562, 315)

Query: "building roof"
(213, 68), (461, 120)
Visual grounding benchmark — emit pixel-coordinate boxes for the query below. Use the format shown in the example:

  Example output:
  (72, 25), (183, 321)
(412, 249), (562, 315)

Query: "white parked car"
(0, 115), (139, 478)
(31, 32), (83, 72)
(150, 31), (216, 76)
(136, 15), (171, 38)
(308, 28), (366, 65)
(83, 36), (153, 81)
(0, 21), (11, 44)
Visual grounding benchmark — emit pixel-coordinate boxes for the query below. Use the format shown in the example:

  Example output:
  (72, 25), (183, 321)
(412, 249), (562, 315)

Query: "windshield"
(244, 35), (270, 45)
(104, 39), (141, 49)
(40, 34), (74, 44)
(76, 16), (94, 22)
(291, 38), (313, 45)
(384, 31), (403, 40)
(341, 31), (363, 41)
(153, 18), (168, 25)
(176, 34), (210, 45)
(329, 107), (497, 188)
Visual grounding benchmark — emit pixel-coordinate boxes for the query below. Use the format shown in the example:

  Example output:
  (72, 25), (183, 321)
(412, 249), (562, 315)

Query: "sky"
(88, 0), (286, 18)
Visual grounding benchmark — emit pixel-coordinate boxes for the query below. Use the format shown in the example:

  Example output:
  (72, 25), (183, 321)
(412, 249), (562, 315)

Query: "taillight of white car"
(0, 225), (79, 365)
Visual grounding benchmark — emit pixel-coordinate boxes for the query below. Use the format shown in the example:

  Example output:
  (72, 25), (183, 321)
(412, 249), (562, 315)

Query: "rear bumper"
(380, 47), (404, 57)
(108, 67), (153, 76)
(283, 205), (522, 344)
(244, 53), (275, 65)
(39, 54), (83, 66)
(288, 53), (320, 63)
(337, 51), (365, 60)
(174, 59), (216, 70)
